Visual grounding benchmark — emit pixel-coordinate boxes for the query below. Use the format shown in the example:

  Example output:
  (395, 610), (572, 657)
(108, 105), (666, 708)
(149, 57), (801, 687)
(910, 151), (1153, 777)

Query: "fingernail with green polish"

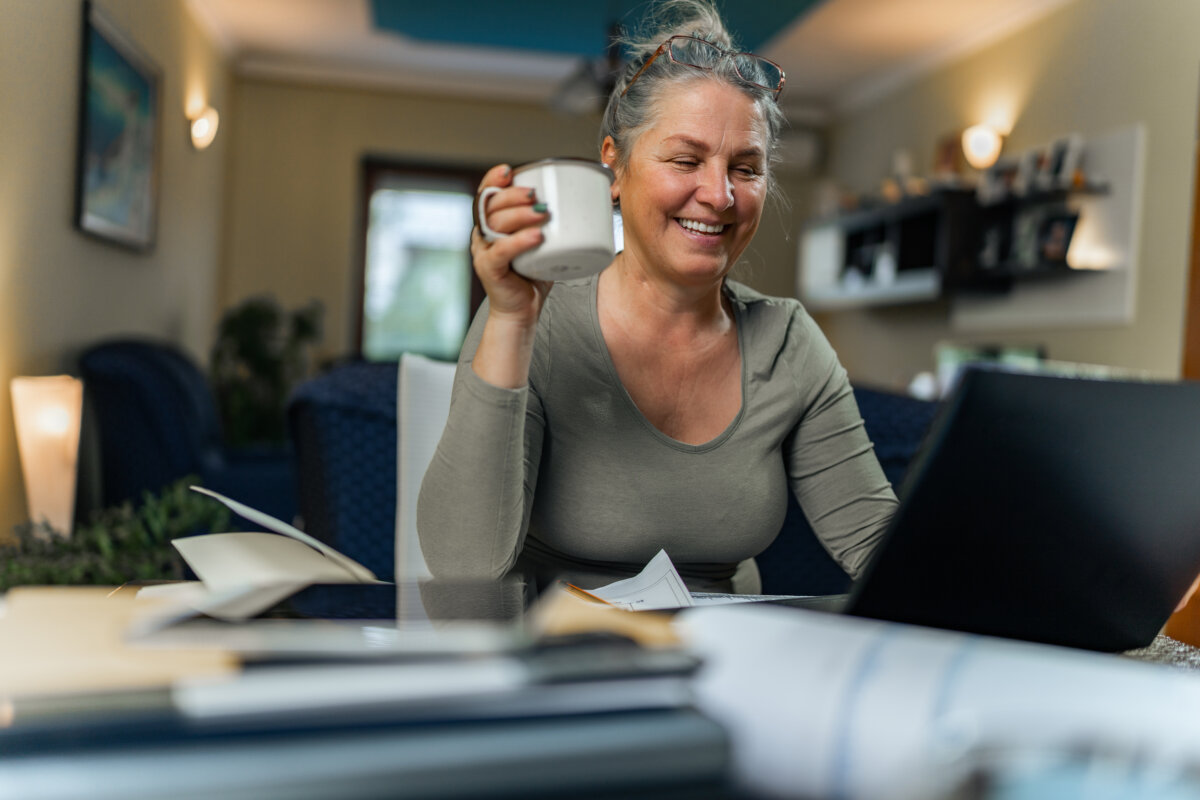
(533, 202), (548, 213)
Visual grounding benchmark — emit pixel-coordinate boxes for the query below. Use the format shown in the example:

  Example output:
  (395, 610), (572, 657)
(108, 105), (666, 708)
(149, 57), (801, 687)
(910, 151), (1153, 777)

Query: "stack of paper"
(567, 549), (808, 611)
(586, 550), (693, 610)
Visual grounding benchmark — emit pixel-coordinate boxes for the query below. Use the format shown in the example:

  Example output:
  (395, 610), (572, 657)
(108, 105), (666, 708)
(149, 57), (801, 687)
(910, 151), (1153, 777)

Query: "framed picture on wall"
(73, 1), (161, 251)
(1038, 212), (1079, 265)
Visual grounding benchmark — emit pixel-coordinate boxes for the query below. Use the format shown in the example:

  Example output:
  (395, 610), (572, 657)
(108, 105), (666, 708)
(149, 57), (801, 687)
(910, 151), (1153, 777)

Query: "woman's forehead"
(652, 81), (763, 130)
(644, 92), (767, 152)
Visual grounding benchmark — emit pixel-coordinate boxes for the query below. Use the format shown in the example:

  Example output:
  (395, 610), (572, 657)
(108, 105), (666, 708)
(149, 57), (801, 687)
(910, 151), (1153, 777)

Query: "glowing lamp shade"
(11, 376), (84, 537)
(962, 124), (1003, 170)
(189, 106), (220, 150)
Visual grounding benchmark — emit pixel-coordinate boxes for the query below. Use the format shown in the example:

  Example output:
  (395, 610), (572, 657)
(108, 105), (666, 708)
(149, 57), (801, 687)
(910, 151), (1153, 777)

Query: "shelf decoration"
(798, 124), (1142, 322)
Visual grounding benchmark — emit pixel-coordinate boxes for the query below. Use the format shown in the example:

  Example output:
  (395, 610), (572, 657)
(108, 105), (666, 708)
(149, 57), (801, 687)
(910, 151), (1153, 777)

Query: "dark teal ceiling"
(368, 0), (823, 57)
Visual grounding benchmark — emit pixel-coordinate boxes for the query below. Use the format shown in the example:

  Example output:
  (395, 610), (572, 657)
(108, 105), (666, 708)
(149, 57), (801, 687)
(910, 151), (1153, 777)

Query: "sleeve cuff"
(459, 362), (528, 410)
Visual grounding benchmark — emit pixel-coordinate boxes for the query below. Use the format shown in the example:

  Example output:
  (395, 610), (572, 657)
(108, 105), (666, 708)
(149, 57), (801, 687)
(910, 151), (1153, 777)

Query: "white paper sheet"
(173, 532), (364, 591)
(583, 551), (810, 611)
(134, 581), (303, 628)
(190, 486), (377, 582)
(690, 592), (810, 606)
(133, 578), (310, 628)
(129, 488), (385, 626)
(588, 549), (693, 611)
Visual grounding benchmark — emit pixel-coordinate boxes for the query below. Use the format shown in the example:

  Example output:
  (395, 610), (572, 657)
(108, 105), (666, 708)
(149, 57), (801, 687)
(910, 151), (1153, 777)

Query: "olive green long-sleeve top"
(417, 275), (897, 593)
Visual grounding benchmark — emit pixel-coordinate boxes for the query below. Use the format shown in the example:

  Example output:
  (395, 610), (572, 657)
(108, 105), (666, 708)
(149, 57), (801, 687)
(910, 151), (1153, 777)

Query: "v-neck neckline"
(587, 274), (747, 453)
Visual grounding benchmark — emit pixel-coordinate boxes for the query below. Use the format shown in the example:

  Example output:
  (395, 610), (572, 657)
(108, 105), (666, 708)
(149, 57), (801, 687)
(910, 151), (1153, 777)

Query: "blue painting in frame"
(74, 1), (160, 251)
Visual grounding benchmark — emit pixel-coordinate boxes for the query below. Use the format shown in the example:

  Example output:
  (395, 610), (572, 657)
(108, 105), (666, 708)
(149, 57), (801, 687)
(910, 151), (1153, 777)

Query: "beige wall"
(815, 0), (1200, 389)
(736, 170), (815, 299)
(220, 78), (809, 358)
(0, 0), (231, 537)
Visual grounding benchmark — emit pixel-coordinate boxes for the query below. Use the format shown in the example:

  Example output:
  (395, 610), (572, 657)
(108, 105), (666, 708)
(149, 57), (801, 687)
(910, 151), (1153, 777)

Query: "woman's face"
(604, 80), (769, 289)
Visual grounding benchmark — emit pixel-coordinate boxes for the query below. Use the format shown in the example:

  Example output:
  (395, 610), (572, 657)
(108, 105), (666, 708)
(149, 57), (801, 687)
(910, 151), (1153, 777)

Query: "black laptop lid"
(847, 368), (1200, 652)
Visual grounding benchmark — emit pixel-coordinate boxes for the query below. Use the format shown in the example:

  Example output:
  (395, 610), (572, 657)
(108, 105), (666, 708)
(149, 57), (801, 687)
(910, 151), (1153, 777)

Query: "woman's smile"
(676, 217), (727, 236)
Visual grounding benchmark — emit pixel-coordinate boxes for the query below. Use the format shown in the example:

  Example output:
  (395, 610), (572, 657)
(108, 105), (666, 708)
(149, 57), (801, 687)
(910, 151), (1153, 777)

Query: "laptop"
(789, 367), (1200, 652)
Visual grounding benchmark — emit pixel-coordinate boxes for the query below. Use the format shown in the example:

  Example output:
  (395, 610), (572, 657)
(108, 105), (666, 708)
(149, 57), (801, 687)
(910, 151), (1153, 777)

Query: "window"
(357, 160), (485, 362)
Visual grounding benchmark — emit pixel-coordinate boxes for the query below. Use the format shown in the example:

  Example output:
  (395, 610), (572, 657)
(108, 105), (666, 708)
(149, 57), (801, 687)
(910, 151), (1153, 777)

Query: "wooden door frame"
(1182, 141), (1200, 378)
(1170, 140), (1200, 645)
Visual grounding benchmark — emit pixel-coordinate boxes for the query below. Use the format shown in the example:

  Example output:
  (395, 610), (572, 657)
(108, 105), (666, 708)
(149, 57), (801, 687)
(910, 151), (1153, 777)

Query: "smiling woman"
(417, 0), (897, 597)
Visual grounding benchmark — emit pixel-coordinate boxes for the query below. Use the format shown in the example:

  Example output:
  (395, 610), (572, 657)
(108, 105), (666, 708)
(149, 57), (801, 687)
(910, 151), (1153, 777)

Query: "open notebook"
(135, 487), (383, 624)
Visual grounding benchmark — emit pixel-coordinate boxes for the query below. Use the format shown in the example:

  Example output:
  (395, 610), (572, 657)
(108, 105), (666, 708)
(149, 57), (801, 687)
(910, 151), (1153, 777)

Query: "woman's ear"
(601, 136), (621, 203)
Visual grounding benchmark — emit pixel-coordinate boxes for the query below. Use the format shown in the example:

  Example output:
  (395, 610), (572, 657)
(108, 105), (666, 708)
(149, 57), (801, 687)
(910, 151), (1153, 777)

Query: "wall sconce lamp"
(962, 124), (1004, 170)
(189, 106), (220, 150)
(10, 376), (84, 537)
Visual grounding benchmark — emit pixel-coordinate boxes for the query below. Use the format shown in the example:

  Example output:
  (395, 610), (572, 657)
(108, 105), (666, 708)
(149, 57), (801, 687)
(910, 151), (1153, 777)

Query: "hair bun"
(620, 0), (735, 65)
(598, 0), (785, 204)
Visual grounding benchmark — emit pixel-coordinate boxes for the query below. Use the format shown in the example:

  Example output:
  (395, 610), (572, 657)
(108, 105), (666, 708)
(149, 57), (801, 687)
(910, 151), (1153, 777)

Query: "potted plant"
(0, 479), (231, 591)
(210, 296), (323, 447)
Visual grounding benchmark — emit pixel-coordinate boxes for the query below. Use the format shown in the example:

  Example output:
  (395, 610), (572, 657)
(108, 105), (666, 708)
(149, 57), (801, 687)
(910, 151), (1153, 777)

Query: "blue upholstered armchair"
(77, 339), (297, 523)
(288, 361), (399, 581)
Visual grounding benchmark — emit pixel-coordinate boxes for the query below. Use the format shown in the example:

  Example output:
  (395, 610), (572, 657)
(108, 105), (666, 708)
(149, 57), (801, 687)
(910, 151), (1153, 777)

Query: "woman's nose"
(696, 165), (734, 211)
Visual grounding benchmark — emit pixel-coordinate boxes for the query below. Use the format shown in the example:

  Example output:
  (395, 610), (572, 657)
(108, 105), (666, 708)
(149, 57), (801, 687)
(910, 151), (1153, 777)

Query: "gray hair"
(599, 0), (786, 195)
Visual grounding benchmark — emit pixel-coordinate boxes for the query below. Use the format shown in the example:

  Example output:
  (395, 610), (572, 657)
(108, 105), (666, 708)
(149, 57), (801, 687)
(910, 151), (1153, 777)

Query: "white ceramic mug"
(477, 158), (615, 281)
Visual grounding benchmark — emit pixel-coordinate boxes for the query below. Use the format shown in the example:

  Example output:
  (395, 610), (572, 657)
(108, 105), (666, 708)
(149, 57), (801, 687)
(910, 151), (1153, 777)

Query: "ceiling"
(367, 0), (821, 57)
(187, 0), (1076, 121)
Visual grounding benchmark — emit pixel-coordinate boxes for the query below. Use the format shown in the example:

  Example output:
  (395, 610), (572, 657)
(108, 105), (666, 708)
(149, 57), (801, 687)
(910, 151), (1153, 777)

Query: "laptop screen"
(847, 368), (1200, 652)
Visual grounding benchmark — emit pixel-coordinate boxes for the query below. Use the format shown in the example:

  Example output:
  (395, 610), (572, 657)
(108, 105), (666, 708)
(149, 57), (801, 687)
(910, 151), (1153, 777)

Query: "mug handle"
(476, 186), (507, 243)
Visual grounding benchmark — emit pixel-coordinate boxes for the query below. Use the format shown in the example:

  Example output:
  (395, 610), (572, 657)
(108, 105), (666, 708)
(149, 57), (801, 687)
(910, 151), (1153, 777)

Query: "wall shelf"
(802, 269), (941, 311)
(796, 121), (1141, 329)
(951, 124), (1144, 331)
(950, 184), (1111, 292)
(797, 189), (978, 311)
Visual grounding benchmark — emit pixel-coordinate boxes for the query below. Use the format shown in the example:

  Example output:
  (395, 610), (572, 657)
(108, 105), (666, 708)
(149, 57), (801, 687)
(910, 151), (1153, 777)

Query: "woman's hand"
(469, 164), (553, 389)
(472, 164), (553, 326)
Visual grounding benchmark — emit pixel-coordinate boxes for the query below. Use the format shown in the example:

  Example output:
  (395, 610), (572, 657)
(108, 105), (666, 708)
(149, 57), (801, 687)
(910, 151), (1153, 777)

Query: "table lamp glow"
(10, 375), (84, 537)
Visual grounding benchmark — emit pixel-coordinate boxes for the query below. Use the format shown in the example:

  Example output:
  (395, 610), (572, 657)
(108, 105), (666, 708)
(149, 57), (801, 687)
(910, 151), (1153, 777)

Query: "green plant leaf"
(1, 477), (234, 592)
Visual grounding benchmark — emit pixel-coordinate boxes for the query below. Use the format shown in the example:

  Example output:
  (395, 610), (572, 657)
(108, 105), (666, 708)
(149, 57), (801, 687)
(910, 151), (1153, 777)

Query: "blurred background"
(3, 0), (1200, 538)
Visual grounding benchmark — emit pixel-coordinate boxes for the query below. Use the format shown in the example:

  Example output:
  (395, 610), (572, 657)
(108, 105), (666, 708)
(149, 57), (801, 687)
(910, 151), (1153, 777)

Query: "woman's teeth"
(677, 218), (726, 235)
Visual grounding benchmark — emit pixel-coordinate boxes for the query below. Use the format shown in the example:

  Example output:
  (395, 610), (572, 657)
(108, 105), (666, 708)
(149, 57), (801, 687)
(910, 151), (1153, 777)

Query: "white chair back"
(395, 353), (457, 584)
